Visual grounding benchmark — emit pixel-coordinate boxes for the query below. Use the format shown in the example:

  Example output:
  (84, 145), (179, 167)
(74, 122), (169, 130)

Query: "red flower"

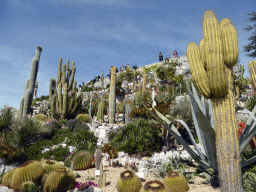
(93, 103), (95, 106)
(95, 109), (97, 111)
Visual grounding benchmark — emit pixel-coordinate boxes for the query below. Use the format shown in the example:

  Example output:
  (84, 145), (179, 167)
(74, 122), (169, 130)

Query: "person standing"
(159, 52), (163, 62)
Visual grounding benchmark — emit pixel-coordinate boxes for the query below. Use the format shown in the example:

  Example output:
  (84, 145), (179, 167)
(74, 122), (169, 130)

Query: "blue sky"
(1, 0), (255, 111)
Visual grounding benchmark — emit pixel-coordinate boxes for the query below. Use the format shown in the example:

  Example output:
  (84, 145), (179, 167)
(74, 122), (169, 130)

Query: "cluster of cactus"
(109, 66), (117, 124)
(18, 46), (42, 120)
(1, 159), (76, 192)
(72, 150), (93, 170)
(117, 170), (189, 192)
(98, 162), (106, 188)
(97, 101), (104, 123)
(49, 58), (82, 120)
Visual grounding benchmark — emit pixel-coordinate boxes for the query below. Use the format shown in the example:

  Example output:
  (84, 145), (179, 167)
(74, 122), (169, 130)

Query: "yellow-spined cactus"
(1, 168), (17, 188)
(72, 150), (93, 170)
(19, 181), (37, 192)
(109, 66), (117, 124)
(117, 170), (142, 192)
(43, 167), (76, 192)
(10, 161), (45, 191)
(76, 113), (91, 123)
(186, 10), (242, 191)
(32, 114), (47, 122)
(164, 171), (189, 192)
(249, 61), (256, 90)
(40, 160), (65, 185)
(140, 180), (168, 192)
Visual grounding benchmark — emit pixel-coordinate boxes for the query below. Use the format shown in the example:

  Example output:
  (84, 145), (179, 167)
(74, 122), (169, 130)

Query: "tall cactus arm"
(249, 61), (256, 88)
(109, 66), (117, 124)
(68, 65), (76, 92)
(61, 64), (66, 84)
(62, 82), (68, 116)
(18, 97), (24, 120)
(199, 38), (207, 70)
(203, 11), (228, 98)
(57, 82), (63, 115)
(23, 89), (33, 118)
(187, 42), (211, 98)
(57, 58), (62, 85)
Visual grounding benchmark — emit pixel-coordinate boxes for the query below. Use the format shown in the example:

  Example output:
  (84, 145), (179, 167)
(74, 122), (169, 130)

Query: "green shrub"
(41, 145), (70, 162)
(32, 114), (47, 122)
(108, 118), (163, 157)
(66, 119), (89, 132)
(58, 119), (67, 126)
(69, 130), (98, 155)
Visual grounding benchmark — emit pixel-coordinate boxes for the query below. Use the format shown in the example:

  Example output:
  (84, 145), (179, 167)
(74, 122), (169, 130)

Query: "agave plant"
(143, 79), (256, 176)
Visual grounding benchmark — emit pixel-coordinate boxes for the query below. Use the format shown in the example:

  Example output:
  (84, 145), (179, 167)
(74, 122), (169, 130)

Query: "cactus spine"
(18, 46), (42, 119)
(98, 162), (106, 188)
(97, 101), (104, 123)
(186, 10), (242, 191)
(109, 66), (117, 124)
(142, 66), (146, 92)
(49, 58), (82, 120)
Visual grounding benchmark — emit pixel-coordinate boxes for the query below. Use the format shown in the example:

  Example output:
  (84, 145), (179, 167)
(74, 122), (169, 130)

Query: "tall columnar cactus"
(98, 162), (106, 188)
(49, 58), (82, 120)
(123, 100), (131, 124)
(187, 10), (242, 191)
(95, 149), (102, 170)
(142, 66), (146, 92)
(109, 66), (117, 124)
(249, 61), (256, 95)
(19, 46), (42, 119)
(97, 101), (104, 123)
(134, 92), (141, 109)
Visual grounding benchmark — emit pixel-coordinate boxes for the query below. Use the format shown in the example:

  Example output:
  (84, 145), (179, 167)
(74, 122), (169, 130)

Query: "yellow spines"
(199, 38), (207, 70)
(220, 18), (238, 67)
(72, 150), (93, 170)
(249, 61), (256, 88)
(203, 10), (227, 98)
(187, 42), (211, 98)
(164, 171), (189, 192)
(43, 167), (76, 192)
(140, 180), (168, 192)
(117, 170), (142, 192)
(1, 168), (17, 188)
(10, 161), (45, 192)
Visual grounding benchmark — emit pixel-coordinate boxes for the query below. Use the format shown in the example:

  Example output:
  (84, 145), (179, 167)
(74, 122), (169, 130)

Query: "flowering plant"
(75, 181), (98, 190)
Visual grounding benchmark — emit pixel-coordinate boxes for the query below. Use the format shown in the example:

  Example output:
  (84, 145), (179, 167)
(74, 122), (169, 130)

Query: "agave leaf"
(185, 79), (217, 171)
(167, 119), (206, 161)
(238, 107), (256, 153)
(241, 155), (256, 168)
(142, 103), (213, 172)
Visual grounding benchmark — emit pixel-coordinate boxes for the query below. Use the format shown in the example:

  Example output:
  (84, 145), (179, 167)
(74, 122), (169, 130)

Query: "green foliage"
(4, 116), (52, 153)
(81, 86), (93, 92)
(58, 119), (67, 126)
(41, 145), (70, 162)
(32, 95), (50, 106)
(245, 95), (256, 111)
(66, 119), (89, 132)
(108, 118), (163, 157)
(145, 64), (158, 73)
(243, 171), (256, 191)
(0, 138), (26, 164)
(101, 143), (119, 159)
(32, 114), (47, 122)
(0, 105), (15, 136)
(116, 81), (126, 96)
(69, 130), (98, 155)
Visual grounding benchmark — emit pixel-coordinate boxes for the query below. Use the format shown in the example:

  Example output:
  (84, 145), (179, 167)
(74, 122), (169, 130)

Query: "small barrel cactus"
(43, 167), (76, 192)
(1, 168), (17, 188)
(117, 170), (142, 192)
(164, 171), (189, 192)
(10, 161), (45, 192)
(76, 113), (91, 123)
(20, 181), (38, 192)
(72, 150), (93, 170)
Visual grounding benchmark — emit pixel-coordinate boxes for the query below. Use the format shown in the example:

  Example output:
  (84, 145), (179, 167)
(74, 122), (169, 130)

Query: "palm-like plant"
(0, 105), (16, 139)
(245, 95), (256, 111)
(4, 116), (52, 153)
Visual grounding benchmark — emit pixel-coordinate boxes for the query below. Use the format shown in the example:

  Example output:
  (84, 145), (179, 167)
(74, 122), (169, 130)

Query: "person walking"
(159, 52), (163, 62)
